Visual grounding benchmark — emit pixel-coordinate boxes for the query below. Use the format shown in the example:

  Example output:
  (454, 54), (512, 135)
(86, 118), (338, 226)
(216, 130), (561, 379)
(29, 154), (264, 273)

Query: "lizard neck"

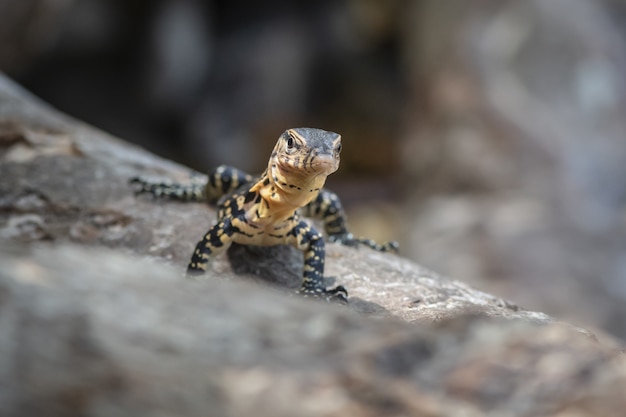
(249, 161), (328, 221)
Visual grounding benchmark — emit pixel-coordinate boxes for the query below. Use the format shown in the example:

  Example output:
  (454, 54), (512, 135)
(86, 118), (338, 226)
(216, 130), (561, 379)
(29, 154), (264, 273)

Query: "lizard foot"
(297, 284), (348, 303)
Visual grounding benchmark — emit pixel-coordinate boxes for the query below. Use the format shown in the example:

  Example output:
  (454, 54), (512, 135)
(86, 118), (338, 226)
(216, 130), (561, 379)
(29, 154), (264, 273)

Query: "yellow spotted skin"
(131, 127), (398, 301)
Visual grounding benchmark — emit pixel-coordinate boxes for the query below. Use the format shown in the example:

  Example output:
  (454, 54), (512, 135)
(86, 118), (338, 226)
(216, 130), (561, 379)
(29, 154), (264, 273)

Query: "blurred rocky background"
(2, 0), (626, 340)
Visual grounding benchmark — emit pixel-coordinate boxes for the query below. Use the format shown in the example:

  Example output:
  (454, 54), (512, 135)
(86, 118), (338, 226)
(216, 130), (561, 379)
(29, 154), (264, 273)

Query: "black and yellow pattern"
(132, 127), (399, 301)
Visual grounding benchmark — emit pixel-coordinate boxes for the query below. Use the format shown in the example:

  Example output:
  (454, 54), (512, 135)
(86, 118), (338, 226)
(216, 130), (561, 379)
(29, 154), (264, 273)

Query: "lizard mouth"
(272, 154), (337, 196)
(307, 153), (339, 175)
(276, 152), (338, 178)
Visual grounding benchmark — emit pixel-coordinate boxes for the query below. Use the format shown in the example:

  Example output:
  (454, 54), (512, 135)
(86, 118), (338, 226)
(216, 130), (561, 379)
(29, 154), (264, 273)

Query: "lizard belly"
(230, 212), (293, 247)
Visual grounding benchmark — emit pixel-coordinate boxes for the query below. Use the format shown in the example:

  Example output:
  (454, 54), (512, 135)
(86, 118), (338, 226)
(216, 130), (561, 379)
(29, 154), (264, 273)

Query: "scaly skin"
(131, 127), (398, 301)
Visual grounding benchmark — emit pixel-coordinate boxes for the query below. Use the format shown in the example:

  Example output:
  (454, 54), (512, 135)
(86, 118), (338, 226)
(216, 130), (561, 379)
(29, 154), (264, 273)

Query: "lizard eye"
(287, 136), (294, 149)
(336, 143), (342, 154)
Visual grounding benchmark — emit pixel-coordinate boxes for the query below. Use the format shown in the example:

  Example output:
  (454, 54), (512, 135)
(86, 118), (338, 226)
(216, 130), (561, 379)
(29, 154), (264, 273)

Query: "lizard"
(131, 127), (398, 301)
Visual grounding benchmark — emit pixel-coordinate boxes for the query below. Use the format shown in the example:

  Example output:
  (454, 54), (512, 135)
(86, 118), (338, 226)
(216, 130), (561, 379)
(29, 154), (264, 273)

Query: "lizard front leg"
(287, 220), (348, 302)
(187, 218), (235, 275)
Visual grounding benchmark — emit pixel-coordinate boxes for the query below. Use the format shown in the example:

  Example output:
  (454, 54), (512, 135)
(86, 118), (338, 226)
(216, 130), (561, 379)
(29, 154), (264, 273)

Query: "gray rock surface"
(1, 73), (625, 416)
(2, 244), (625, 417)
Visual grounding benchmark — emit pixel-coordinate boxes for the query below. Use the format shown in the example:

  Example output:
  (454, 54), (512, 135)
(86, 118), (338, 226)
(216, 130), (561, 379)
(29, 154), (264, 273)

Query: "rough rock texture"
(1, 73), (626, 416)
(2, 245), (626, 417)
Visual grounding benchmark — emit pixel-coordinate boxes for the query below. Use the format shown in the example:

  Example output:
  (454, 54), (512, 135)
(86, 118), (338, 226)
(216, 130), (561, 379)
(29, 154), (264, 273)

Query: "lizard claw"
(297, 284), (348, 303)
(129, 176), (166, 197)
(129, 176), (148, 193)
(381, 240), (400, 253)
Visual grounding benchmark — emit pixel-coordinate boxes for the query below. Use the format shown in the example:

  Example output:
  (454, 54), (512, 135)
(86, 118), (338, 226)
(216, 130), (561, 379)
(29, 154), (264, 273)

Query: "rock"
(1, 244), (625, 417)
(0, 72), (538, 324)
(1, 73), (625, 416)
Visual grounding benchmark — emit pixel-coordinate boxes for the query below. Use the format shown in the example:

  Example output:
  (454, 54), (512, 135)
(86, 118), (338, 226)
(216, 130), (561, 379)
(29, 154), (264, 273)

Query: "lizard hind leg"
(130, 175), (207, 202)
(130, 165), (253, 204)
(303, 189), (400, 253)
(289, 221), (348, 302)
(328, 234), (400, 253)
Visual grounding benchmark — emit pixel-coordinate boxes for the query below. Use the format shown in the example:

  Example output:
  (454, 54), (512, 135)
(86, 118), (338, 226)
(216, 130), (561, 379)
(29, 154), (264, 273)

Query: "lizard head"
(256, 127), (342, 213)
(272, 128), (341, 181)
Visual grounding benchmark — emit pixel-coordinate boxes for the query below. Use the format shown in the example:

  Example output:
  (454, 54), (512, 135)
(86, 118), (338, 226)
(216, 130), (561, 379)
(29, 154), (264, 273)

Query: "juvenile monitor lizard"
(131, 128), (398, 301)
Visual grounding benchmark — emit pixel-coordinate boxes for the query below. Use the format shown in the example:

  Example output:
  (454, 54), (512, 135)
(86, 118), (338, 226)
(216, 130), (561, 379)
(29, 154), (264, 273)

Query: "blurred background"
(2, 0), (626, 339)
